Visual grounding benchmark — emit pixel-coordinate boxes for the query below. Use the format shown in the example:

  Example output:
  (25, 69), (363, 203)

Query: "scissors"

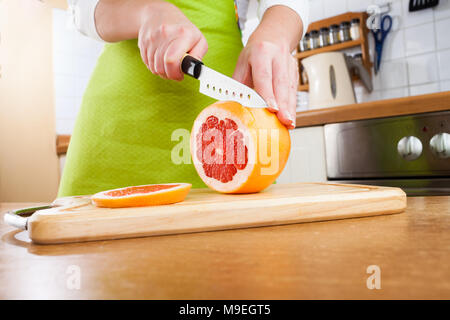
(372, 14), (393, 74)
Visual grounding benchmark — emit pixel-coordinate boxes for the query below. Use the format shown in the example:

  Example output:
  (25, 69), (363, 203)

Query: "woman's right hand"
(137, 2), (208, 81)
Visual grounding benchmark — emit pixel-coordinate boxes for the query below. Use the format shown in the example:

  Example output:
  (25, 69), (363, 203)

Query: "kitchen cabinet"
(277, 126), (327, 184)
(0, 0), (59, 202)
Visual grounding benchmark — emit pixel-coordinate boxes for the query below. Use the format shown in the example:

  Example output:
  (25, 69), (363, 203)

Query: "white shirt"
(67, 0), (309, 42)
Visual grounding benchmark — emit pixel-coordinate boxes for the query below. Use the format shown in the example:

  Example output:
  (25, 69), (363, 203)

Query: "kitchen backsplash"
(53, 0), (450, 134)
(243, 0), (450, 107)
(344, 0), (450, 103)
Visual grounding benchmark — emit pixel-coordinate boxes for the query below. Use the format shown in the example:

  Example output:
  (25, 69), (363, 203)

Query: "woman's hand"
(233, 39), (298, 129)
(96, 1), (208, 80)
(137, 2), (208, 80)
(233, 5), (303, 129)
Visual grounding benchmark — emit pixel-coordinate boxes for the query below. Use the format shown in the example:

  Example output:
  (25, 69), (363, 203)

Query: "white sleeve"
(67, 0), (105, 42)
(257, 0), (309, 37)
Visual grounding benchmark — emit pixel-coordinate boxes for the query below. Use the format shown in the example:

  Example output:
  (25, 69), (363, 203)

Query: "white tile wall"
(442, 80), (450, 91)
(434, 0), (450, 20)
(379, 58), (409, 88)
(401, 0), (434, 27)
(270, 0), (450, 106)
(437, 49), (450, 80)
(435, 18), (450, 49)
(404, 23), (436, 56)
(407, 53), (439, 85)
(410, 82), (440, 95)
(52, 9), (103, 135)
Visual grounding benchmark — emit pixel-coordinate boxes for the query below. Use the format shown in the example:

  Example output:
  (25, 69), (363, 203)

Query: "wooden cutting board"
(6, 183), (406, 244)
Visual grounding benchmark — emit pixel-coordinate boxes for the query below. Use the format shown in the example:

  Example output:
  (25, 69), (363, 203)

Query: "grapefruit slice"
(191, 101), (291, 193)
(91, 183), (191, 208)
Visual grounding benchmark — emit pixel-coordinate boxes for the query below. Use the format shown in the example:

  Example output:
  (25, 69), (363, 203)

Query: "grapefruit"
(91, 183), (191, 208)
(191, 101), (291, 193)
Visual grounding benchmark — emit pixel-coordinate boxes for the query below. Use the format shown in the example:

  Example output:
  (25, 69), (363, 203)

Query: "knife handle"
(181, 54), (203, 79)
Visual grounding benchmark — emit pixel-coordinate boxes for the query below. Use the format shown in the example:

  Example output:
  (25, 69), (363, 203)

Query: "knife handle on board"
(181, 54), (203, 79)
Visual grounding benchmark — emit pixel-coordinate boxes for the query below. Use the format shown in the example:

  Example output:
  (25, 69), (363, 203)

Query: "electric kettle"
(302, 52), (372, 110)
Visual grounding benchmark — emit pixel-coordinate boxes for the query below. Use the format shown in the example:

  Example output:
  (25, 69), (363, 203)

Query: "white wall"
(311, 0), (450, 102)
(52, 8), (103, 135)
(243, 0), (450, 104)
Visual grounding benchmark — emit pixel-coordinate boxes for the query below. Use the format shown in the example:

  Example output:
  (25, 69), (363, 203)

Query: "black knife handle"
(181, 54), (203, 79)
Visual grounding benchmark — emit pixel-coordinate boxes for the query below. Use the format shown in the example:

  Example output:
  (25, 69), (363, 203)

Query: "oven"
(324, 111), (450, 196)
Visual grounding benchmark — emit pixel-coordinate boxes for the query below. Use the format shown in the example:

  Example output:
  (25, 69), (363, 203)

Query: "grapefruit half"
(191, 101), (291, 193)
(91, 183), (191, 208)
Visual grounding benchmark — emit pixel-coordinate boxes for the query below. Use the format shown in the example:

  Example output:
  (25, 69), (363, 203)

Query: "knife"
(181, 55), (267, 109)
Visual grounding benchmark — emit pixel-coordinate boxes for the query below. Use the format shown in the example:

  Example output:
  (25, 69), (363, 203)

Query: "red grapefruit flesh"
(191, 101), (291, 193)
(91, 183), (192, 208)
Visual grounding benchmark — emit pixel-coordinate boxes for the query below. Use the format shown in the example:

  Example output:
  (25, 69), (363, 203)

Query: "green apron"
(58, 0), (243, 197)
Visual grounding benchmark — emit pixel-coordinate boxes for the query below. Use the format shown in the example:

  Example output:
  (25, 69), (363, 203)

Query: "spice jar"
(302, 33), (310, 51)
(339, 21), (351, 42)
(329, 24), (340, 45)
(319, 27), (330, 47)
(309, 30), (320, 50)
(299, 39), (305, 52)
(350, 18), (361, 40)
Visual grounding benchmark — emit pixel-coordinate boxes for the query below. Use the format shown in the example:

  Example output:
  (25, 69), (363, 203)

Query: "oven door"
(324, 111), (450, 196)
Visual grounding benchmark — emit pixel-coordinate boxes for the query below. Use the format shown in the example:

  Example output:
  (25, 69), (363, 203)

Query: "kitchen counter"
(56, 92), (449, 155)
(296, 91), (450, 128)
(1, 196), (449, 299)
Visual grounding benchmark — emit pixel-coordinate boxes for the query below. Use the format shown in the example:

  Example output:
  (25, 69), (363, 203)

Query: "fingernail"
(268, 99), (279, 111)
(286, 112), (296, 129)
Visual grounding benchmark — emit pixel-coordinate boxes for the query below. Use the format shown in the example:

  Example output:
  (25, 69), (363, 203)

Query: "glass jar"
(329, 24), (340, 45)
(350, 18), (361, 40)
(319, 27), (330, 47)
(309, 30), (320, 50)
(302, 33), (310, 51)
(299, 39), (305, 52)
(339, 21), (351, 42)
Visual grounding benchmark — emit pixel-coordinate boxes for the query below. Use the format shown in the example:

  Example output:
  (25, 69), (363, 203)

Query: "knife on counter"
(181, 55), (268, 109)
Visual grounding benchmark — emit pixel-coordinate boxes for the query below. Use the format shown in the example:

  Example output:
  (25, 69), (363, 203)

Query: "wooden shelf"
(296, 39), (363, 59)
(297, 12), (372, 92)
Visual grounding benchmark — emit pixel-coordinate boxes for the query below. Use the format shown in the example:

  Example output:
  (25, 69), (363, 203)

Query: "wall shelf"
(297, 12), (372, 92)
(295, 39), (363, 59)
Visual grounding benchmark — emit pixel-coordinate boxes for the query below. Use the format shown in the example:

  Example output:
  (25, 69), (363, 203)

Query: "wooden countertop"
(296, 91), (450, 128)
(1, 196), (449, 299)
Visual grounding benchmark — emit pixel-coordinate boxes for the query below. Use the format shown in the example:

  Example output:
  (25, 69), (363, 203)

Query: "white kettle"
(302, 52), (356, 109)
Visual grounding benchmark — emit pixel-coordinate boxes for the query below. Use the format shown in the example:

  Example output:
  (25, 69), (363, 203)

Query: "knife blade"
(181, 55), (267, 109)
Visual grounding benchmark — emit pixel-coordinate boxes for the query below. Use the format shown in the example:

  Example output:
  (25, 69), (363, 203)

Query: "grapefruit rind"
(191, 101), (291, 194)
(191, 105), (257, 193)
(91, 183), (192, 208)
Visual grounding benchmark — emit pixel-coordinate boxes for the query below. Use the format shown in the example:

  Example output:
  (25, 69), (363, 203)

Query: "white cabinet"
(0, 0), (60, 202)
(277, 126), (327, 184)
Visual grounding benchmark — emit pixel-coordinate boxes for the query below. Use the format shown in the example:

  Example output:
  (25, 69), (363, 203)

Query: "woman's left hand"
(233, 39), (298, 129)
(233, 5), (303, 130)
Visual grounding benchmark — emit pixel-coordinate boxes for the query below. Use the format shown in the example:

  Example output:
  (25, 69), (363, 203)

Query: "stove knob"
(397, 136), (422, 161)
(429, 133), (450, 159)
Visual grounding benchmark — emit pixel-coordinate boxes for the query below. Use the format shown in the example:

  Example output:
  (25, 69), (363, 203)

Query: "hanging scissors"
(372, 14), (393, 74)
